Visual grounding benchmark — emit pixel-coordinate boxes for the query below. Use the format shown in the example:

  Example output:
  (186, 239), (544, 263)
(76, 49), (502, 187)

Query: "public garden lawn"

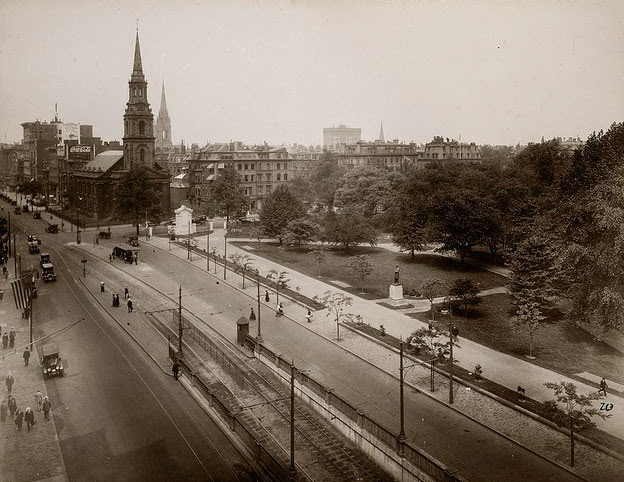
(230, 242), (505, 298)
(419, 294), (624, 384)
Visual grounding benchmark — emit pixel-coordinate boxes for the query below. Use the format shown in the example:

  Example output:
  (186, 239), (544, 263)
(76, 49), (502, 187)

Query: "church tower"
(123, 31), (155, 169)
(155, 80), (172, 150)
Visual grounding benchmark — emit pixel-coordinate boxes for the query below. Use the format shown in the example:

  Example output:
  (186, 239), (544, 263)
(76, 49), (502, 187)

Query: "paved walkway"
(0, 261), (68, 482)
(146, 229), (623, 441)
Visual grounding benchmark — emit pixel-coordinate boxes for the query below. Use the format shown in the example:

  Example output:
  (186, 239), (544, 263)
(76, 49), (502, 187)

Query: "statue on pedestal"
(394, 265), (400, 285)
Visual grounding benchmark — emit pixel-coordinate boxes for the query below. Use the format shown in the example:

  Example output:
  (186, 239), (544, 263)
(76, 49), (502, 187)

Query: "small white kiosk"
(174, 205), (196, 236)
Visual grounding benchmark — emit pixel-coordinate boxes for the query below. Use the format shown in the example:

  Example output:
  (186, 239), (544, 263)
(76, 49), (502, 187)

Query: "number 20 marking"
(600, 403), (614, 411)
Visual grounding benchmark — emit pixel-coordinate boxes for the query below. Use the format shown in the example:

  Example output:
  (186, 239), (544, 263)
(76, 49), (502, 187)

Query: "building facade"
(323, 125), (361, 150)
(423, 136), (481, 161)
(336, 140), (424, 171)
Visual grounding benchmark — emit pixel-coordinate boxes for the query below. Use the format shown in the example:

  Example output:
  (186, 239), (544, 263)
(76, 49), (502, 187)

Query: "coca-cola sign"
(68, 144), (92, 160)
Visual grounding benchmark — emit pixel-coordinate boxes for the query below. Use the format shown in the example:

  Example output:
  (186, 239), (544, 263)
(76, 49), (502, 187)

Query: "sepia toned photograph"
(0, 1), (623, 481)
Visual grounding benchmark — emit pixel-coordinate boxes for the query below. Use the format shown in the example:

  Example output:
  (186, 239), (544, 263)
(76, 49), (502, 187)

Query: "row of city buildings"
(1, 31), (491, 222)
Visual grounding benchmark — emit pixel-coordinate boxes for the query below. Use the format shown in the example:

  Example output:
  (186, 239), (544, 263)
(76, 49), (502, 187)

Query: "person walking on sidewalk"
(100, 281), (105, 294)
(172, 361), (180, 380)
(124, 286), (129, 299)
(305, 309), (312, 323)
(112, 293), (116, 307)
(15, 408), (24, 431)
(6, 372), (14, 394)
(24, 407), (35, 431)
(127, 298), (133, 313)
(249, 307), (256, 321)
(1, 399), (7, 422)
(42, 396), (51, 420)
(600, 377), (608, 396)
(9, 327), (15, 348)
(23, 348), (30, 366)
(35, 390), (43, 411)
(115, 294), (120, 307)
(3, 266), (8, 281)
(265, 290), (270, 303)
(8, 395), (17, 418)
(2, 332), (7, 349)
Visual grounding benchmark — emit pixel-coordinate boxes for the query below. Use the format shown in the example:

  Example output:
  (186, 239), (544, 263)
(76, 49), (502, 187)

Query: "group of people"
(248, 290), (312, 322)
(111, 286), (133, 312)
(2, 327), (16, 349)
(1, 390), (52, 432)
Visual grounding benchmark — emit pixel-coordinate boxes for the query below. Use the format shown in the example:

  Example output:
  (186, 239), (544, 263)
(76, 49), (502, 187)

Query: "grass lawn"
(230, 242), (507, 300)
(415, 294), (624, 384)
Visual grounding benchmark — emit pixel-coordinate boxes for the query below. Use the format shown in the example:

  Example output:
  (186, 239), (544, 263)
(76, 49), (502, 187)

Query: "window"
(257, 185), (263, 194)
(251, 164), (255, 170)
(244, 164), (248, 170)
(266, 173), (271, 181)
(276, 173), (281, 181)
(266, 185), (271, 193)
(277, 163), (281, 170)
(139, 121), (145, 135)
(244, 175), (248, 182)
(284, 174), (287, 181)
(140, 149), (145, 164)
(250, 175), (254, 182)
(139, 88), (143, 97)
(237, 164), (242, 170)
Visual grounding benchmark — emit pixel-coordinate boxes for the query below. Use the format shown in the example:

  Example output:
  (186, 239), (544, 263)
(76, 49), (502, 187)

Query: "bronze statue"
(394, 265), (400, 285)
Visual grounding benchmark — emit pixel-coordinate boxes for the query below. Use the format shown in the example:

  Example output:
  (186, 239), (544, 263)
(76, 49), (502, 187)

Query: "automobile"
(28, 242), (40, 254)
(40, 253), (51, 265)
(112, 246), (134, 263)
(14, 207), (21, 215)
(98, 231), (111, 239)
(45, 224), (59, 233)
(192, 215), (207, 224)
(41, 343), (64, 378)
(33, 212), (41, 219)
(128, 236), (140, 247)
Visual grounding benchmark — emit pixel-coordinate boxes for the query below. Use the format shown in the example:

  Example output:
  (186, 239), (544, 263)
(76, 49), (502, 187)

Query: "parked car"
(45, 224), (59, 233)
(128, 236), (140, 247)
(98, 231), (111, 239)
(41, 344), (64, 378)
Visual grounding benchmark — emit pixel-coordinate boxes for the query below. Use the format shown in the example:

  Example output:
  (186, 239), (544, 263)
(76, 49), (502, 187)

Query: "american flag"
(10, 273), (33, 310)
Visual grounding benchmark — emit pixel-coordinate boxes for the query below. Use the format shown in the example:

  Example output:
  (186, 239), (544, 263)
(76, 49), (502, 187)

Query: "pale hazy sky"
(1, 0), (623, 146)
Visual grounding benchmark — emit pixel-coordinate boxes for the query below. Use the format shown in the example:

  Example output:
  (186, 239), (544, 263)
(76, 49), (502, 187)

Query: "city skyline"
(1, 0), (623, 147)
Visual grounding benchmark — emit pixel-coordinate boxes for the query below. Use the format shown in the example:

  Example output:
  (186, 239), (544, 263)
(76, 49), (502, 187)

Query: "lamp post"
(399, 338), (406, 441)
(76, 196), (82, 244)
(448, 317), (459, 405)
(81, 258), (87, 278)
(178, 285), (184, 357)
(223, 233), (227, 280)
(206, 222), (210, 271)
(212, 246), (217, 273)
(256, 270), (263, 343)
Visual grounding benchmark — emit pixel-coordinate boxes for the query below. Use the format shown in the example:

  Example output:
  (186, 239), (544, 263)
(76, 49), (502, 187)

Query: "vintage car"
(112, 246), (135, 263)
(98, 231), (111, 239)
(28, 241), (40, 254)
(45, 224), (59, 233)
(41, 344), (64, 378)
(128, 236), (140, 247)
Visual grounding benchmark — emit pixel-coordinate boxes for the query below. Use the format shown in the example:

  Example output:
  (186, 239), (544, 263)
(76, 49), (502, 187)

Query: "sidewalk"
(0, 261), (68, 482)
(148, 230), (623, 440)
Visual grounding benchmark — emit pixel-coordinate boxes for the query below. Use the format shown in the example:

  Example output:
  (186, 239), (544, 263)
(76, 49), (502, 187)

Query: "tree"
(320, 208), (377, 251)
(114, 168), (163, 235)
(266, 269), (289, 306)
(229, 253), (254, 289)
(314, 290), (361, 341)
(420, 278), (444, 321)
(203, 166), (249, 222)
(260, 185), (306, 245)
(282, 218), (317, 246)
(430, 190), (492, 262)
(448, 278), (481, 312)
(407, 324), (450, 359)
(308, 247), (327, 277)
(308, 151), (345, 207)
(508, 235), (557, 358)
(346, 255), (374, 293)
(333, 166), (397, 217)
(543, 381), (610, 467)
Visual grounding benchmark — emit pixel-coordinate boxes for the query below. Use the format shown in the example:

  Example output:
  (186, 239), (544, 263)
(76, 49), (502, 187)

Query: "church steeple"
(159, 80), (168, 116)
(155, 79), (172, 150)
(123, 30), (155, 169)
(378, 121), (385, 143)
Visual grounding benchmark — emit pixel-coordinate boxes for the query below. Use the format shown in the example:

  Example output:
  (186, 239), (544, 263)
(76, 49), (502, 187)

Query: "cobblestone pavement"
(0, 262), (68, 482)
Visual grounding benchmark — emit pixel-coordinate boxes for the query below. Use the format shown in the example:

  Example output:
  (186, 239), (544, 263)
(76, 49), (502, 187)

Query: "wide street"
(2, 200), (257, 482)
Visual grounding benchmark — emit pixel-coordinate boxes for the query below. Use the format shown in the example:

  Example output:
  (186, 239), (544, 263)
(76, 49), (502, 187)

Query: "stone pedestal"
(389, 284), (404, 301)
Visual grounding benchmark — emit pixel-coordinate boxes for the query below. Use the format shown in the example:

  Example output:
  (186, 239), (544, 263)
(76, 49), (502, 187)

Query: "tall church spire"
(131, 31), (144, 81)
(155, 79), (172, 150)
(159, 80), (168, 116)
(378, 121), (385, 142)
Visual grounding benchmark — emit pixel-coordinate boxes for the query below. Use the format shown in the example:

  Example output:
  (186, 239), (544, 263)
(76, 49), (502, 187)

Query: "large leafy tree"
(203, 166), (249, 222)
(320, 208), (377, 251)
(308, 151), (345, 207)
(448, 278), (481, 312)
(508, 235), (557, 358)
(333, 166), (398, 217)
(282, 218), (317, 246)
(346, 255), (375, 293)
(260, 185), (306, 245)
(114, 168), (164, 235)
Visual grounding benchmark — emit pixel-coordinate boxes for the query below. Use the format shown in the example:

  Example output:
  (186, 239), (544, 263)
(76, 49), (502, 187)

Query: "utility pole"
(206, 222), (210, 271)
(76, 206), (81, 244)
(212, 246), (217, 273)
(290, 361), (296, 480)
(187, 221), (191, 260)
(13, 233), (17, 276)
(399, 339), (406, 441)
(223, 233), (227, 280)
(29, 290), (34, 350)
(178, 285), (184, 357)
(256, 271), (263, 343)
(7, 211), (10, 257)
(449, 323), (458, 405)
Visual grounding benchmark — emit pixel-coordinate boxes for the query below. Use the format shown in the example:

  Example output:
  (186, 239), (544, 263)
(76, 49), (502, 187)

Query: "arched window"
(138, 88), (143, 97)
(139, 121), (145, 135)
(140, 148), (145, 164)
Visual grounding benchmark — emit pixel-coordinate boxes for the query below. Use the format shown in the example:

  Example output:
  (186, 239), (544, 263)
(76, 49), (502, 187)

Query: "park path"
(144, 228), (623, 440)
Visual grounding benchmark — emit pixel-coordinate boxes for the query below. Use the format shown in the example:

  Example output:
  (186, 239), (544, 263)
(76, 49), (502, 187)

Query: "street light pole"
(256, 271), (263, 343)
(449, 322), (458, 405)
(223, 233), (227, 280)
(178, 285), (184, 357)
(212, 246), (217, 273)
(206, 222), (210, 271)
(399, 338), (406, 441)
(289, 361), (296, 480)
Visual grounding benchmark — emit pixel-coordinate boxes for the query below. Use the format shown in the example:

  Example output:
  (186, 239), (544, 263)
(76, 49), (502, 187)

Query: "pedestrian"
(276, 302), (284, 317)
(134, 254), (138, 265)
(172, 361), (180, 380)
(600, 377), (608, 396)
(2, 332), (7, 349)
(249, 307), (256, 321)
(112, 293), (116, 307)
(305, 309), (312, 323)
(35, 390), (43, 411)
(9, 327), (15, 348)
(124, 286), (129, 299)
(0, 399), (7, 422)
(42, 396), (51, 421)
(24, 407), (35, 431)
(23, 348), (30, 366)
(116, 294), (120, 307)
(6, 373), (14, 394)
(15, 409), (23, 431)
(109, 254), (112, 263)
(3, 266), (8, 281)
(100, 281), (105, 294)
(127, 298), (133, 313)
(265, 290), (270, 303)
(8, 395), (17, 417)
